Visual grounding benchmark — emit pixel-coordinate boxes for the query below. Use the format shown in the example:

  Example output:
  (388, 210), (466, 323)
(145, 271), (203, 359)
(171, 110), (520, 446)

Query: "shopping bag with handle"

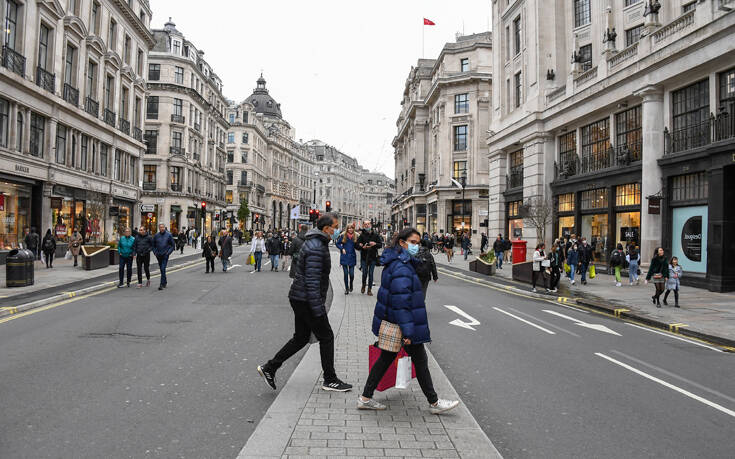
(247, 254), (255, 265)
(589, 264), (596, 279)
(395, 356), (412, 389)
(368, 344), (416, 392)
(563, 262), (571, 274)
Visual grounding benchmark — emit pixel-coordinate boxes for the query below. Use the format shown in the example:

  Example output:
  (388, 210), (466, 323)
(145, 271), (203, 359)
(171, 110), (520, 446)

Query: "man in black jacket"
(258, 213), (352, 393)
(492, 234), (505, 269)
(266, 232), (282, 271)
(133, 226), (154, 287)
(288, 225), (308, 279)
(356, 220), (382, 295)
(218, 229), (233, 272)
(578, 237), (594, 285)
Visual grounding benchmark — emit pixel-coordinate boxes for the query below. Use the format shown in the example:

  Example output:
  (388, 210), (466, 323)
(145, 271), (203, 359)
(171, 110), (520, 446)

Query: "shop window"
(671, 172), (708, 202)
(581, 214), (609, 262)
(558, 216), (575, 239)
(615, 105), (642, 161)
(581, 117), (610, 172)
(581, 188), (608, 209)
(615, 183), (641, 206)
(616, 211), (640, 248)
(557, 193), (575, 212)
(0, 182), (32, 249)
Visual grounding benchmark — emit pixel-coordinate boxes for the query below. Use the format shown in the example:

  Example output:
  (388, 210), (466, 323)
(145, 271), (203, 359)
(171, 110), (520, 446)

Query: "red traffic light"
(201, 201), (207, 209)
(325, 201), (332, 212)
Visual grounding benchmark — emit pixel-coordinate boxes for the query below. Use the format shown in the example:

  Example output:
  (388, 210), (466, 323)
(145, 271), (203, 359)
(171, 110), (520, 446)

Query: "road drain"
(80, 332), (166, 342)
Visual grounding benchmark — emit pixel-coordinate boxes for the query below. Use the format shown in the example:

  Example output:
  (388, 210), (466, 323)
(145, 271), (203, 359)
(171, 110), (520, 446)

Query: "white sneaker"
(571, 280), (576, 285)
(430, 399), (459, 414)
(616, 282), (622, 287)
(357, 397), (386, 410)
(531, 288), (537, 293)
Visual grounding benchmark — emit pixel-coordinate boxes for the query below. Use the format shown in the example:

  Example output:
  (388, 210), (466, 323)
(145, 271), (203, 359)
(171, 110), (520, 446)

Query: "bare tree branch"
(522, 195), (553, 243)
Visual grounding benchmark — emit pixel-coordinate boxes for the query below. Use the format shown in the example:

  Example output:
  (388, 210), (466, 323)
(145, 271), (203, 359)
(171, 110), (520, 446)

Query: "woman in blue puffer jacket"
(335, 223), (357, 294)
(357, 227), (459, 414)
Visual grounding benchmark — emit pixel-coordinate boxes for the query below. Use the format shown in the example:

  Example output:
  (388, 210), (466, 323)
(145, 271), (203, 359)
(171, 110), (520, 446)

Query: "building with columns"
(487, 0), (735, 291)
(0, 0), (153, 255)
(141, 19), (228, 236)
(392, 32), (492, 248)
(360, 170), (395, 228)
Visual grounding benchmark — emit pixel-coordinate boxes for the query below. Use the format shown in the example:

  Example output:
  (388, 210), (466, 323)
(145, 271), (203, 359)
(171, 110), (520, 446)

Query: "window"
(225, 190), (233, 204)
(80, 135), (88, 170)
(581, 117), (611, 170)
(148, 63), (160, 80)
(86, 61), (97, 98)
(100, 144), (108, 176)
(508, 200), (521, 217)
(91, 2), (100, 35)
(104, 74), (114, 110)
(108, 18), (117, 49)
(70, 133), (76, 167)
(5, 0), (18, 50)
(615, 183), (641, 206)
(452, 161), (467, 181)
(719, 67), (735, 112)
(574, 0), (591, 28)
(514, 72), (522, 107)
(15, 111), (22, 151)
(228, 113), (235, 123)
(241, 151), (248, 163)
(460, 58), (469, 72)
(240, 170), (247, 184)
(513, 16), (521, 55)
(123, 35), (131, 63)
(625, 25), (642, 47)
(143, 165), (156, 187)
(672, 79), (709, 145)
(615, 105), (642, 159)
(454, 93), (469, 113)
(137, 48), (144, 75)
(453, 125), (467, 151)
(671, 172), (708, 202)
(504, 26), (510, 61)
(30, 113), (45, 157)
(242, 133), (248, 144)
(172, 131), (182, 149)
(146, 96), (158, 119)
(173, 98), (183, 116)
(120, 86), (128, 120)
(0, 98), (9, 149)
(55, 125), (67, 164)
(174, 66), (184, 84)
(579, 44), (592, 71)
(170, 166), (181, 190)
(243, 111), (248, 123)
(227, 151), (233, 163)
(581, 188), (608, 209)
(226, 170), (233, 185)
(624, 0), (642, 5)
(38, 24), (51, 70)
(559, 131), (577, 165)
(172, 40), (180, 54)
(227, 132), (234, 143)
(557, 193), (575, 212)
(144, 129), (157, 154)
(114, 150), (120, 180)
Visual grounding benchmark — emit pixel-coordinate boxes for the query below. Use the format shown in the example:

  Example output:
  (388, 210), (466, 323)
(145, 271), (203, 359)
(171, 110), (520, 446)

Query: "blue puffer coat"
(372, 246), (431, 344)
(335, 233), (357, 266)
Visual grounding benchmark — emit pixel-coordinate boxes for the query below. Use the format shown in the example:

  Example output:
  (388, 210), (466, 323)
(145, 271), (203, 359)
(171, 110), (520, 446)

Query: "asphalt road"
(425, 268), (735, 458)
(0, 248), (312, 459)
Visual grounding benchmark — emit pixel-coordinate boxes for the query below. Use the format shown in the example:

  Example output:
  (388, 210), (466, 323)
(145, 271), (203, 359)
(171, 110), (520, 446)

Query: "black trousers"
(44, 251), (54, 267)
(362, 343), (437, 404)
(532, 270), (547, 289)
(265, 299), (336, 382)
(205, 257), (215, 272)
(136, 253), (151, 284)
(549, 267), (560, 289)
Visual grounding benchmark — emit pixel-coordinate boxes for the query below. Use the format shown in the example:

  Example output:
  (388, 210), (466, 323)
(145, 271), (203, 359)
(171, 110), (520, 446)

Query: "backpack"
(44, 238), (54, 250)
(413, 250), (433, 280)
(611, 250), (622, 267)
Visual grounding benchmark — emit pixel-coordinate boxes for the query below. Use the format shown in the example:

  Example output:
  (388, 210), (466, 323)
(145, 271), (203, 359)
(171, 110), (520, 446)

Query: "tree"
(237, 198), (250, 227)
(522, 195), (553, 244)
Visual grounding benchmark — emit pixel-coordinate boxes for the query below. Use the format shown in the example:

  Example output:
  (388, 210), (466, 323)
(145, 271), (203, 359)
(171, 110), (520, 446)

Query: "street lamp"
(460, 170), (467, 232)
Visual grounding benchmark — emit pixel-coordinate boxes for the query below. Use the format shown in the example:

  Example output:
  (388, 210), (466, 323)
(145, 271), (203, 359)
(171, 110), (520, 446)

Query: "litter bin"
(511, 239), (527, 264)
(6, 248), (34, 287)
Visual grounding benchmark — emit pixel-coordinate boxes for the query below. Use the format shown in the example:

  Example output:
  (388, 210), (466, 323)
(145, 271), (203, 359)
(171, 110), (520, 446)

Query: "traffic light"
(201, 201), (207, 211)
(254, 213), (259, 223)
(325, 200), (331, 212)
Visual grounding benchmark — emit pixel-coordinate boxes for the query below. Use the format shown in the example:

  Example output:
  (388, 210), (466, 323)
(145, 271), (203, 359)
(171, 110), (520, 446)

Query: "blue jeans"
(270, 254), (279, 270)
(156, 254), (169, 286)
(580, 262), (589, 282)
(495, 251), (503, 268)
(361, 259), (376, 289)
(253, 251), (262, 271)
(119, 255), (133, 285)
(629, 260), (639, 283)
(222, 257), (229, 271)
(342, 264), (355, 290)
(569, 266), (575, 282)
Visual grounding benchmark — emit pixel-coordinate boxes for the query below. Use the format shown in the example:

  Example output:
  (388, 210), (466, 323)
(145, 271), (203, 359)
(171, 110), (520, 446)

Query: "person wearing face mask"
(257, 213), (352, 393)
(356, 227), (458, 414)
(336, 223), (357, 294)
(356, 220), (383, 296)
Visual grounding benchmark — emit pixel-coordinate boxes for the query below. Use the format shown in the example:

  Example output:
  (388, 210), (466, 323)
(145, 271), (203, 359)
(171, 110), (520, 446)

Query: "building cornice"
(111, 0), (155, 48)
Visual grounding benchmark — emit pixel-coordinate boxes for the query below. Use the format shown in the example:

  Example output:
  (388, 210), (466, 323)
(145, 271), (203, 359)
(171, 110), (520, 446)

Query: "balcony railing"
(118, 118), (130, 135)
(142, 182), (156, 190)
(665, 111), (735, 155)
(553, 141), (642, 180)
(133, 127), (142, 142)
(193, 153), (200, 161)
(652, 10), (695, 45)
(36, 66), (55, 93)
(194, 122), (201, 132)
(169, 145), (185, 155)
(171, 114), (185, 124)
(63, 83), (79, 105)
(171, 184), (182, 192)
(104, 109), (116, 127)
(85, 97), (99, 118)
(506, 166), (523, 189)
(2, 46), (26, 77)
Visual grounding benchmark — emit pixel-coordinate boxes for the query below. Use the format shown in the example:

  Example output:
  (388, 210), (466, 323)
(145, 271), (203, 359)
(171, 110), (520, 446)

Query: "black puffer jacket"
(133, 233), (154, 256)
(288, 231), (306, 279)
(288, 229), (331, 316)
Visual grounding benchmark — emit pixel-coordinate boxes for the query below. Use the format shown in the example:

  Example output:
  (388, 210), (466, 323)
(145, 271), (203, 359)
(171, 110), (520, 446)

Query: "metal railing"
(554, 140), (642, 180)
(170, 114), (185, 124)
(133, 127), (142, 142)
(193, 153), (200, 161)
(169, 145), (185, 155)
(104, 108), (116, 127)
(63, 83), (79, 105)
(171, 184), (182, 192)
(85, 97), (99, 118)
(194, 122), (201, 132)
(118, 118), (130, 135)
(665, 111), (735, 155)
(36, 66), (55, 93)
(2, 45), (25, 77)
(142, 182), (156, 190)
(507, 166), (523, 189)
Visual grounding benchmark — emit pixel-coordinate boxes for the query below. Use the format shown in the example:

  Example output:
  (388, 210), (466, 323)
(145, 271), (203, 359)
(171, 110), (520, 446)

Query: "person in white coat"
(249, 231), (267, 272)
(531, 243), (549, 293)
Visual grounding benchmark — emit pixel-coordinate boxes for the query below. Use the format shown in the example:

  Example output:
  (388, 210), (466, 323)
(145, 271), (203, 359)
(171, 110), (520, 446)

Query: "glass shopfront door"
(581, 214), (609, 262)
(558, 216), (575, 239)
(616, 211), (640, 249)
(0, 181), (32, 249)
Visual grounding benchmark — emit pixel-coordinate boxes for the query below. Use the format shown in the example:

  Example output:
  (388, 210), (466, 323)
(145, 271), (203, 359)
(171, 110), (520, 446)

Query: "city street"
(0, 250), (310, 459)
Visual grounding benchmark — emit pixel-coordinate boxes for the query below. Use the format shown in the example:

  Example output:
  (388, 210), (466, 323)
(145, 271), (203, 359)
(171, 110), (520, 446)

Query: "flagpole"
(422, 22), (425, 58)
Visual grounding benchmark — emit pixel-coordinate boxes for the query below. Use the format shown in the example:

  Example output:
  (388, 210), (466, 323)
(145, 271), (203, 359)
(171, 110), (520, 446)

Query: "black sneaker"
(257, 365), (277, 390)
(322, 379), (352, 392)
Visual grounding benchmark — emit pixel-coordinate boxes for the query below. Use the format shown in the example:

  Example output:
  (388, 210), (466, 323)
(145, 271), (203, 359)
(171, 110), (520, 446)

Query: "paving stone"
(306, 447), (347, 456)
(326, 439), (363, 448)
(399, 440), (437, 449)
(345, 447), (385, 456)
(420, 449), (460, 458)
(289, 438), (328, 447)
(362, 439), (401, 449)
(384, 447), (423, 457)
(309, 431), (346, 440)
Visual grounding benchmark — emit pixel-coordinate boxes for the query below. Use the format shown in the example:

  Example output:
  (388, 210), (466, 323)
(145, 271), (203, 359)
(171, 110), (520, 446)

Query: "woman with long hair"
(335, 223), (357, 294)
(249, 231), (266, 272)
(645, 247), (668, 307)
(531, 243), (548, 293)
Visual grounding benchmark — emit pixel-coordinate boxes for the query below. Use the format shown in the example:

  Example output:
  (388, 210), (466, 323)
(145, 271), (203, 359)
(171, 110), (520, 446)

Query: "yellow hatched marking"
(614, 308), (630, 317)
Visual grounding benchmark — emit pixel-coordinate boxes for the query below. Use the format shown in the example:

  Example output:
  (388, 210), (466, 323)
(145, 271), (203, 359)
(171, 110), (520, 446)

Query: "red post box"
(511, 239), (527, 264)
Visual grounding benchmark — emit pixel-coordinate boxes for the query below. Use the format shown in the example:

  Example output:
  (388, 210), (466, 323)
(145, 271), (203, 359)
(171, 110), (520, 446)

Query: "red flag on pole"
(423, 18), (436, 26)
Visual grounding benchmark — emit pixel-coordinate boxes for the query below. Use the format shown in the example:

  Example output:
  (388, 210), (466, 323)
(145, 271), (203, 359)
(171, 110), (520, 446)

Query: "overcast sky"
(150, 0), (492, 179)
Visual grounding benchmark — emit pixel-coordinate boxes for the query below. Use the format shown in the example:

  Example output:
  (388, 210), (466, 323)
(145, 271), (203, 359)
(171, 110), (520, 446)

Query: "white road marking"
(624, 323), (722, 352)
(543, 309), (621, 336)
(595, 352), (735, 419)
(556, 303), (590, 314)
(444, 305), (481, 331)
(492, 307), (556, 335)
(507, 307), (580, 337)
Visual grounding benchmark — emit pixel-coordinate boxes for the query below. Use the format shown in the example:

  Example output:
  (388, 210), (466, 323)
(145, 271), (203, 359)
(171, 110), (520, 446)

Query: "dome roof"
(246, 74), (282, 119)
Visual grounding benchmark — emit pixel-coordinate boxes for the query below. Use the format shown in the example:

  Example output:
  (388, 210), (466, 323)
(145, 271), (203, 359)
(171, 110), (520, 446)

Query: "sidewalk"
(239, 251), (501, 458)
(436, 252), (735, 348)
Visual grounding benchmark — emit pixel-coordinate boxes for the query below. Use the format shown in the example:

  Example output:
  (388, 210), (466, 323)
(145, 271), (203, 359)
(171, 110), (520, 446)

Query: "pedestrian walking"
(492, 234), (505, 269)
(357, 227), (458, 414)
(24, 227), (40, 261)
(266, 232), (282, 271)
(548, 243), (561, 292)
(663, 257), (683, 308)
(178, 229), (186, 254)
(42, 229), (56, 268)
(336, 223), (358, 294)
(218, 230), (233, 272)
(504, 235), (512, 263)
(257, 213), (352, 392)
(356, 220), (382, 295)
(626, 245), (641, 285)
(566, 243), (579, 285)
(578, 237), (594, 285)
(645, 247), (668, 307)
(288, 225), (308, 279)
(280, 235), (292, 272)
(444, 233), (454, 263)
(610, 243), (625, 287)
(480, 233), (488, 253)
(461, 232), (472, 261)
(415, 239), (438, 301)
(152, 224), (175, 290)
(249, 231), (266, 272)
(69, 229), (83, 267)
(531, 243), (549, 293)
(117, 227), (135, 288)
(134, 226), (153, 287)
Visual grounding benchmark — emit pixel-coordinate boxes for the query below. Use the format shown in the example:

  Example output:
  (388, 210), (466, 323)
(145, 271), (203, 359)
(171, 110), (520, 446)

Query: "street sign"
(140, 204), (155, 212)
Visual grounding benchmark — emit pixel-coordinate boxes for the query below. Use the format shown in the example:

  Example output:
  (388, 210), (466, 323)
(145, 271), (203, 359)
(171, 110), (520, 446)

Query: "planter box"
(108, 248), (119, 265)
(469, 258), (496, 276)
(55, 242), (69, 258)
(81, 245), (110, 271)
(512, 261), (534, 284)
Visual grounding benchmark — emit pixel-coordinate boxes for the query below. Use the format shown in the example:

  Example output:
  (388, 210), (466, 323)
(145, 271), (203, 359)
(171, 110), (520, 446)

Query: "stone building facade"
(141, 19), (227, 236)
(360, 170), (395, 227)
(392, 32), (492, 248)
(0, 0), (153, 255)
(487, 0), (735, 291)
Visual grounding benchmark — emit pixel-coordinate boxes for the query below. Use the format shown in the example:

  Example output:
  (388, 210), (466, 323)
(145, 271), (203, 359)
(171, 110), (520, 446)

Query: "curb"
(437, 267), (735, 351)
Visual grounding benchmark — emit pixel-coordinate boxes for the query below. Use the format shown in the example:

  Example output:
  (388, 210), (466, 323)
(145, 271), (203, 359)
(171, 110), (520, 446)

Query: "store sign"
(140, 204), (155, 213)
(51, 197), (63, 209)
(672, 206), (707, 274)
(14, 164), (29, 174)
(55, 224), (67, 237)
(681, 216), (703, 262)
(109, 206), (119, 217)
(620, 227), (639, 242)
(648, 197), (661, 214)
